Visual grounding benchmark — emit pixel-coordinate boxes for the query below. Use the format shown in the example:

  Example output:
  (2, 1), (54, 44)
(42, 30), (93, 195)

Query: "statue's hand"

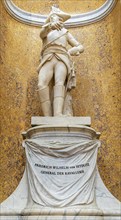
(50, 21), (63, 31)
(68, 47), (80, 56)
(68, 45), (84, 56)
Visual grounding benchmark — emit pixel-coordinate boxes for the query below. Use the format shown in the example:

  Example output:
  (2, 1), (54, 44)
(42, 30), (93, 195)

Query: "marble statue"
(37, 6), (84, 116)
(1, 4), (121, 220)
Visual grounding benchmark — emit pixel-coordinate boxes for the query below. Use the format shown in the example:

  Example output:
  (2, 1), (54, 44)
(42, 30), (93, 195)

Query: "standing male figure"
(38, 6), (84, 116)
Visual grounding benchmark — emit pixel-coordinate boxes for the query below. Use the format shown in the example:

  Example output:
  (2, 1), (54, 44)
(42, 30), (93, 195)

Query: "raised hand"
(50, 21), (63, 31)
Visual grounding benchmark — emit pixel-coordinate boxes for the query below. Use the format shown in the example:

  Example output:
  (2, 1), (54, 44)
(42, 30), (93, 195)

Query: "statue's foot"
(54, 114), (71, 117)
(54, 114), (63, 117)
(64, 114), (72, 117)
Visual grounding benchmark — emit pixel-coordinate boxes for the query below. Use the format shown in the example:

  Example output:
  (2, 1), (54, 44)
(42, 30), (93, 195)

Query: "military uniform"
(38, 7), (83, 116)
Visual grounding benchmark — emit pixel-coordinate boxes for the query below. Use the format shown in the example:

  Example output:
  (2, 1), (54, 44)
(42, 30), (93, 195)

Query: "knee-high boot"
(38, 86), (52, 116)
(53, 85), (65, 116)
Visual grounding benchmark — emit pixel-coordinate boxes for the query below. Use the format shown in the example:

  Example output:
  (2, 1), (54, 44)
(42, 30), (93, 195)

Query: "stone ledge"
(0, 215), (120, 220)
(22, 125), (99, 140)
(31, 116), (91, 127)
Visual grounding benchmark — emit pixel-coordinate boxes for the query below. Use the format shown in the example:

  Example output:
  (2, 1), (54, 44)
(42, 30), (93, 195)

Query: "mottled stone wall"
(0, 0), (120, 202)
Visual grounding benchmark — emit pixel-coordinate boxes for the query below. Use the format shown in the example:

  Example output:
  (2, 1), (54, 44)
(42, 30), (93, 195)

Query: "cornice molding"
(2, 0), (117, 28)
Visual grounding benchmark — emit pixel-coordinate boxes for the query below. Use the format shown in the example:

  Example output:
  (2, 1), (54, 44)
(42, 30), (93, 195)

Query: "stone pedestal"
(0, 117), (120, 220)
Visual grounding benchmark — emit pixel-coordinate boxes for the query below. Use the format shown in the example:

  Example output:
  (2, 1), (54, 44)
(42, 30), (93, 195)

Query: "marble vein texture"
(0, 118), (120, 220)
(2, 0), (117, 27)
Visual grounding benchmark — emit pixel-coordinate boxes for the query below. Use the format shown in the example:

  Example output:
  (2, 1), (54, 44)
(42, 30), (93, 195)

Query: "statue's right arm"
(40, 23), (51, 39)
(40, 21), (63, 39)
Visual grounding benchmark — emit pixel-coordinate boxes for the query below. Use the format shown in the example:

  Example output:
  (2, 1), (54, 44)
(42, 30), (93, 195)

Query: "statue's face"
(50, 14), (63, 23)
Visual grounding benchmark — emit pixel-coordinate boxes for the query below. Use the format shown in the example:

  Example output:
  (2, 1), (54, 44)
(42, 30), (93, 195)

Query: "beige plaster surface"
(0, 0), (120, 203)
(13, 0), (107, 14)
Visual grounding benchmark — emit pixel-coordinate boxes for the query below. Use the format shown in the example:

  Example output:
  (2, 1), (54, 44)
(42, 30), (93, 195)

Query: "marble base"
(1, 217), (120, 220)
(31, 116), (91, 127)
(0, 170), (120, 219)
(0, 117), (120, 220)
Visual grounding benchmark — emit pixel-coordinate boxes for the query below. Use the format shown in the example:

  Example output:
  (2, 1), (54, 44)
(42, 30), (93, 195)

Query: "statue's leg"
(53, 60), (67, 116)
(38, 62), (54, 116)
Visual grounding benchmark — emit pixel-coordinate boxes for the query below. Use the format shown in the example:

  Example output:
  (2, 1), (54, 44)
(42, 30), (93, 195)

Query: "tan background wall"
(0, 0), (120, 202)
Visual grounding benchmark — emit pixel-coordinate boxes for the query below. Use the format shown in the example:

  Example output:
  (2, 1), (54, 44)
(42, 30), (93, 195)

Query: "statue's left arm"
(67, 32), (84, 56)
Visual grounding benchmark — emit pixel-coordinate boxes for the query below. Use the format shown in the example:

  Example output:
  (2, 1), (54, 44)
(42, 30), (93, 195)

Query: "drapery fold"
(23, 139), (100, 207)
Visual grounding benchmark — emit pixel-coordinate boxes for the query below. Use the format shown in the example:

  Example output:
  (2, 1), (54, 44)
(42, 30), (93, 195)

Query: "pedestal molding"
(22, 125), (99, 140)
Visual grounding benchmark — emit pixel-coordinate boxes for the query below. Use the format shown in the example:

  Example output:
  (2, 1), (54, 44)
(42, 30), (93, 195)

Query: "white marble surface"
(0, 216), (104, 220)
(0, 124), (120, 219)
(31, 116), (91, 127)
(23, 138), (100, 207)
(1, 216), (121, 220)
(0, 170), (120, 219)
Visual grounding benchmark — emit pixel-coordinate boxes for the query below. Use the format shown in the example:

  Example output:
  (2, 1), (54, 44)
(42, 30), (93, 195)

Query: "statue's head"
(45, 6), (71, 24)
